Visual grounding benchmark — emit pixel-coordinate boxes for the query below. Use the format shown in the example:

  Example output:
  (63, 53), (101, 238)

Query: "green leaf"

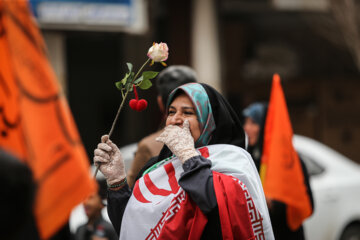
(126, 63), (133, 73)
(139, 79), (152, 90)
(134, 76), (143, 84)
(115, 81), (122, 90)
(128, 72), (135, 84)
(142, 71), (159, 81)
(125, 82), (133, 92)
(121, 72), (130, 85)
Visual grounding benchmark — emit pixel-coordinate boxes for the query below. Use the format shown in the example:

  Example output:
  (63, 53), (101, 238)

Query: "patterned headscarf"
(167, 83), (216, 147)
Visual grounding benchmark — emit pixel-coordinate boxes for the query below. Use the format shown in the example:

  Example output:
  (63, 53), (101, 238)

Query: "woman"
(127, 65), (198, 188)
(94, 83), (274, 239)
(242, 102), (268, 172)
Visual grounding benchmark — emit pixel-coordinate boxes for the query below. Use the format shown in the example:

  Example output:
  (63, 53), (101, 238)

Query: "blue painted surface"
(29, 0), (132, 18)
(30, 0), (130, 4)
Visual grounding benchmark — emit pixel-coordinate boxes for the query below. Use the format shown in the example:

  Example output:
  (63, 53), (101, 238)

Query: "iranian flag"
(120, 144), (274, 240)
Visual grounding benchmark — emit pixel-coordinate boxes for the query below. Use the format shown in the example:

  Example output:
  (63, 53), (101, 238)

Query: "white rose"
(147, 42), (169, 62)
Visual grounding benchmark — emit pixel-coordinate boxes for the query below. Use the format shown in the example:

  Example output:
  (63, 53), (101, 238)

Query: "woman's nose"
(170, 113), (183, 125)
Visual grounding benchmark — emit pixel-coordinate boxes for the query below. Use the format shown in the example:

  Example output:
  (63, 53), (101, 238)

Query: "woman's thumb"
(183, 120), (190, 130)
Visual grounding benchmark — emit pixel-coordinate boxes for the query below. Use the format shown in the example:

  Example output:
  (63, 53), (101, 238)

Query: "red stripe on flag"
(213, 171), (255, 240)
(143, 162), (180, 196)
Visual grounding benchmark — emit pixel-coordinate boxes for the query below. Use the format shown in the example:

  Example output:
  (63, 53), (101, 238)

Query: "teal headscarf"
(167, 83), (216, 147)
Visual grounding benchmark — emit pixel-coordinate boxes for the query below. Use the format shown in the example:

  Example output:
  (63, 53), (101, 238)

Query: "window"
(299, 153), (325, 177)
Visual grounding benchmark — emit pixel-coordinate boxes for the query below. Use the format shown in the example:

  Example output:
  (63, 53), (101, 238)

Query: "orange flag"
(0, 1), (96, 238)
(260, 74), (312, 230)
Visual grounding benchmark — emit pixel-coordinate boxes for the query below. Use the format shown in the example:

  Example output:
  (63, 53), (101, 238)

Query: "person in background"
(0, 149), (39, 240)
(0, 148), (77, 240)
(94, 83), (274, 239)
(242, 102), (268, 172)
(243, 102), (314, 240)
(126, 65), (198, 187)
(75, 179), (117, 240)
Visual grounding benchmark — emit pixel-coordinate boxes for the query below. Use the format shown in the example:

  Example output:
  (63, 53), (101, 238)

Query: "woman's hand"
(94, 135), (126, 185)
(156, 120), (199, 163)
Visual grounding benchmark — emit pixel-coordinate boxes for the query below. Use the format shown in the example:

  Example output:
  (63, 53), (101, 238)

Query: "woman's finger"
(183, 120), (190, 130)
(97, 143), (112, 152)
(155, 136), (165, 143)
(106, 140), (121, 154)
(101, 134), (109, 143)
(94, 148), (110, 160)
(93, 155), (108, 164)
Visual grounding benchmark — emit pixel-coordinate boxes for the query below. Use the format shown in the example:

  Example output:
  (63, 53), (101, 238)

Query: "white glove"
(156, 120), (199, 163)
(94, 135), (126, 185)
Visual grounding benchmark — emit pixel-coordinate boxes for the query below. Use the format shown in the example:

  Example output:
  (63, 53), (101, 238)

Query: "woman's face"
(166, 93), (201, 142)
(243, 117), (260, 146)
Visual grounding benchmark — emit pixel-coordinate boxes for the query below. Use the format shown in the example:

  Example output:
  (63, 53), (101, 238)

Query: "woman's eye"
(168, 110), (175, 115)
(184, 111), (194, 115)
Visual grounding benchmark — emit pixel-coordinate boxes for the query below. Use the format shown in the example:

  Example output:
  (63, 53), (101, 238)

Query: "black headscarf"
(157, 83), (246, 161)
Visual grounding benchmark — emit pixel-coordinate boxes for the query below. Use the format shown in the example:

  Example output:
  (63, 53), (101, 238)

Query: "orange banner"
(0, 1), (96, 238)
(260, 74), (312, 230)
